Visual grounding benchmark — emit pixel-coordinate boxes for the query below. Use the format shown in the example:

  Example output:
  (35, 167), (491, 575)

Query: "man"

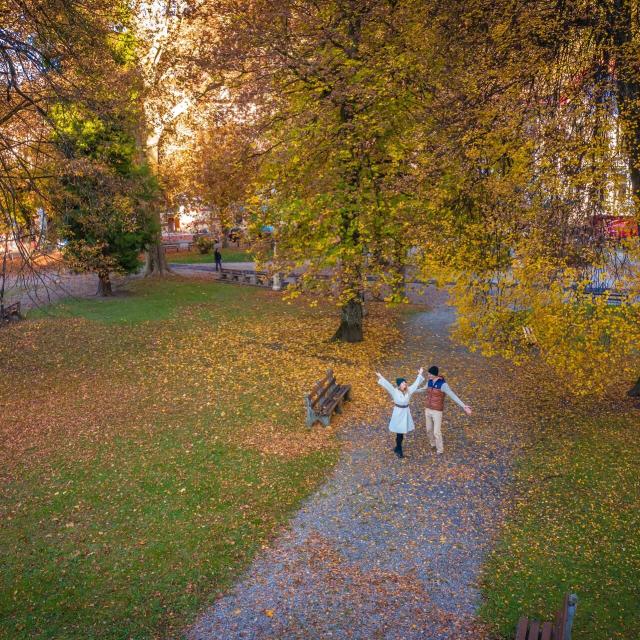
(214, 247), (222, 272)
(376, 368), (424, 458)
(416, 366), (472, 455)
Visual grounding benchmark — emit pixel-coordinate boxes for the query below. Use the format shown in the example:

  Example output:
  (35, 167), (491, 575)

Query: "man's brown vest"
(425, 379), (445, 411)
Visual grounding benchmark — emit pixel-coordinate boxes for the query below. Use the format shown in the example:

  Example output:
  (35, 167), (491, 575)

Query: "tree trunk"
(609, 2), (640, 401)
(144, 129), (172, 276)
(332, 297), (364, 342)
(97, 271), (113, 296)
(628, 376), (640, 397)
(145, 240), (171, 276)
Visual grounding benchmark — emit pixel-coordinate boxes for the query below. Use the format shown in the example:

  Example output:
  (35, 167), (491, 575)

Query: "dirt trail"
(188, 302), (534, 640)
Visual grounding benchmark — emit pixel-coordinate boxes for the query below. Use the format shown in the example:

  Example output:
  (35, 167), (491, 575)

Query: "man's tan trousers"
(425, 408), (444, 454)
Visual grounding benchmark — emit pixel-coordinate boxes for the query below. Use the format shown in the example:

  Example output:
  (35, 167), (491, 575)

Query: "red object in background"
(592, 216), (639, 239)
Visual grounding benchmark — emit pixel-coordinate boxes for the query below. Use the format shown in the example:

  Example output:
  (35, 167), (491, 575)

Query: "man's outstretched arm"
(442, 383), (472, 414)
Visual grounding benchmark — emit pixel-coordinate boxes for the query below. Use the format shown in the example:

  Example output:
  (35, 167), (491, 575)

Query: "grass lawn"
(167, 248), (253, 264)
(0, 277), (400, 640)
(480, 410), (640, 639)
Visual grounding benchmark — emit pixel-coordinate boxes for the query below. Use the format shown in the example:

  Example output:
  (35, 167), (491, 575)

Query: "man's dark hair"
(428, 366), (439, 376)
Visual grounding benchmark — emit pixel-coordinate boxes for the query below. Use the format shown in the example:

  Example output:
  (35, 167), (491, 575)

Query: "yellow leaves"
(264, 609), (274, 618)
(443, 252), (640, 399)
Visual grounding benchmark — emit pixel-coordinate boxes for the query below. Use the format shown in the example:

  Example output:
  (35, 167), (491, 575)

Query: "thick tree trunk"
(145, 239), (171, 276)
(332, 297), (364, 343)
(97, 271), (113, 296)
(608, 2), (640, 400)
(628, 376), (640, 397)
(144, 129), (172, 276)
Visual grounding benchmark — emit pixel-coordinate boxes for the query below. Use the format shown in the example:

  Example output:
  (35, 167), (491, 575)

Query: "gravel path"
(188, 302), (534, 640)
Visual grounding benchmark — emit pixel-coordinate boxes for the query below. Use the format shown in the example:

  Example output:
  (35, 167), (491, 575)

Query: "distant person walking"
(416, 366), (472, 455)
(214, 248), (222, 272)
(376, 368), (424, 458)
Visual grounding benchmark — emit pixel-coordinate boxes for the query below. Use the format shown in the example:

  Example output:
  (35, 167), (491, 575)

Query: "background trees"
(2, 0), (639, 395)
(52, 109), (157, 295)
(406, 0), (640, 394)
(194, 0), (639, 391)
(0, 0), (157, 301)
(130, 0), (224, 274)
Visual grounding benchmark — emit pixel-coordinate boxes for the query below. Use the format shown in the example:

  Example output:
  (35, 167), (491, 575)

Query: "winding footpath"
(189, 303), (535, 640)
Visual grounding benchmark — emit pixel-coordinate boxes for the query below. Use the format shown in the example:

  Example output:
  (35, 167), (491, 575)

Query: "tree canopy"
(2, 0), (639, 395)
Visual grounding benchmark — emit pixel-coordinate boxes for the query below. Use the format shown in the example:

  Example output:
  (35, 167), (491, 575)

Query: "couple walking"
(376, 366), (472, 458)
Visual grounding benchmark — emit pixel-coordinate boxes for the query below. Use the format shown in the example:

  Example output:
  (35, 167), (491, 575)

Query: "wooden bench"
(516, 593), (578, 640)
(219, 268), (286, 289)
(0, 301), (21, 323)
(162, 242), (195, 253)
(304, 369), (351, 427)
(219, 268), (249, 284)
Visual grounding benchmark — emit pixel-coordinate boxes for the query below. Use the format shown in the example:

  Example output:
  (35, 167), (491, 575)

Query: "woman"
(376, 368), (424, 458)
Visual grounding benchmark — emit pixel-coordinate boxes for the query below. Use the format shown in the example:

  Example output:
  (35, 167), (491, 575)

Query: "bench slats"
(318, 386), (349, 415)
(309, 370), (335, 406)
(515, 617), (528, 640)
(515, 594), (577, 640)
(554, 605), (563, 640)
(305, 370), (351, 427)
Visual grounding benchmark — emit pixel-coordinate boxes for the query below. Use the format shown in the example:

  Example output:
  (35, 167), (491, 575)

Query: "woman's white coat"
(377, 373), (424, 434)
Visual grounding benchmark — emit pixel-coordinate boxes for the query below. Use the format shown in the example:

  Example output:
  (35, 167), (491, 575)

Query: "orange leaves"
(0, 278), (402, 480)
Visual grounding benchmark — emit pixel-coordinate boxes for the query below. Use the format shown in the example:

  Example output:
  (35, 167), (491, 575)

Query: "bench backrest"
(516, 594), (577, 640)
(1, 302), (20, 318)
(307, 369), (337, 409)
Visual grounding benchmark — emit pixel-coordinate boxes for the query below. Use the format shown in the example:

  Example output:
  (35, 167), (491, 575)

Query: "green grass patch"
(28, 278), (257, 324)
(1, 424), (333, 640)
(168, 248), (253, 264)
(480, 413), (640, 640)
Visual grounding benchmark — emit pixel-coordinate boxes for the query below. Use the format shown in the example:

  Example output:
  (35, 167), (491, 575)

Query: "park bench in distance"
(0, 301), (21, 323)
(516, 593), (577, 640)
(219, 268), (251, 284)
(162, 242), (195, 253)
(305, 369), (351, 427)
(219, 267), (287, 289)
(576, 284), (629, 306)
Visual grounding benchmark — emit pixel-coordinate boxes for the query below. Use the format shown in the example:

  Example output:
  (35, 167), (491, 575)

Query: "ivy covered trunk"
(97, 271), (113, 296)
(332, 297), (363, 343)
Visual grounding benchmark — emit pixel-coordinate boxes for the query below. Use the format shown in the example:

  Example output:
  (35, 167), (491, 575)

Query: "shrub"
(196, 235), (214, 254)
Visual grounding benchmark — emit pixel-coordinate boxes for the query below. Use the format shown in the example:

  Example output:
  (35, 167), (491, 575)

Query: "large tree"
(0, 0), (143, 302)
(211, 0), (426, 341)
(407, 0), (640, 395)
(185, 0), (640, 389)
(53, 109), (158, 295)
(130, 0), (224, 275)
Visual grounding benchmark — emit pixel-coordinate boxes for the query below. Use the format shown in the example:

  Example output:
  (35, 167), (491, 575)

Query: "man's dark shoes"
(394, 447), (404, 459)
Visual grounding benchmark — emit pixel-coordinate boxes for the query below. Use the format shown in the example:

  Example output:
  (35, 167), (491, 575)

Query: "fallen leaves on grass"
(234, 421), (337, 458)
(0, 280), (402, 479)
